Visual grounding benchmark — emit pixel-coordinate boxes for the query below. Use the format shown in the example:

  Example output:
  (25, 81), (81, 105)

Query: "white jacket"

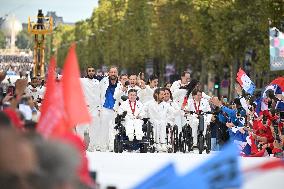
(185, 98), (212, 125)
(185, 98), (211, 113)
(25, 85), (44, 100)
(166, 100), (181, 116)
(137, 85), (156, 104)
(170, 80), (183, 94)
(170, 80), (188, 108)
(171, 79), (211, 108)
(114, 85), (141, 111)
(142, 100), (174, 125)
(118, 99), (143, 119)
(80, 78), (101, 114)
(99, 76), (121, 109)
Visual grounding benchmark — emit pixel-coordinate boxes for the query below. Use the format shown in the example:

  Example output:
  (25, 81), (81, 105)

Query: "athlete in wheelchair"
(142, 88), (176, 152)
(183, 89), (212, 154)
(163, 87), (181, 153)
(113, 89), (155, 153)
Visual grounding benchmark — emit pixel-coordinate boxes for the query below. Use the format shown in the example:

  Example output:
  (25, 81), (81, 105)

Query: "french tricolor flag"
(236, 68), (256, 95)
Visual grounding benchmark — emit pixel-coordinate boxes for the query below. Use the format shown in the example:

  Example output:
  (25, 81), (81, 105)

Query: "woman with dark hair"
(163, 88), (173, 102)
(164, 82), (172, 89)
(138, 75), (159, 104)
(163, 87), (182, 131)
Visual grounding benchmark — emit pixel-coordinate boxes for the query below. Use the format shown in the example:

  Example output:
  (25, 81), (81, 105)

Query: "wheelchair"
(179, 116), (194, 153)
(196, 112), (212, 154)
(165, 123), (179, 153)
(113, 112), (155, 153)
(180, 111), (212, 154)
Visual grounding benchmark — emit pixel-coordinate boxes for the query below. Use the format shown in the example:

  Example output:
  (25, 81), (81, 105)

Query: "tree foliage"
(0, 31), (6, 49)
(15, 29), (34, 50)
(51, 0), (284, 83)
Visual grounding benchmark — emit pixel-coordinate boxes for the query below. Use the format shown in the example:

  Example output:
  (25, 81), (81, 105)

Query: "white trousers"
(100, 108), (115, 151)
(176, 114), (187, 132)
(76, 109), (100, 151)
(152, 121), (167, 144)
(188, 115), (211, 145)
(124, 118), (144, 141)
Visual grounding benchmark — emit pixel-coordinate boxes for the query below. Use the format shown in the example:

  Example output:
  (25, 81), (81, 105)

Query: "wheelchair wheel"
(140, 143), (148, 153)
(178, 132), (183, 152)
(147, 123), (155, 145)
(180, 127), (187, 153)
(149, 146), (155, 153)
(186, 126), (193, 152)
(181, 140), (186, 153)
(173, 126), (179, 153)
(118, 140), (123, 153)
(114, 135), (119, 153)
(205, 129), (211, 154)
(197, 134), (204, 154)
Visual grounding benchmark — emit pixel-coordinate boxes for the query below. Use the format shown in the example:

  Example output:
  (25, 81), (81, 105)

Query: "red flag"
(270, 77), (284, 91)
(236, 68), (246, 86)
(37, 57), (66, 137)
(61, 43), (91, 127)
(236, 68), (255, 95)
(244, 159), (284, 173)
(38, 57), (56, 113)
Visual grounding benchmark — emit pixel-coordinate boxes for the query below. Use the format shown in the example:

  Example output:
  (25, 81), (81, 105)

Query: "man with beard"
(76, 67), (101, 151)
(25, 77), (40, 100)
(99, 66), (120, 151)
(142, 88), (175, 152)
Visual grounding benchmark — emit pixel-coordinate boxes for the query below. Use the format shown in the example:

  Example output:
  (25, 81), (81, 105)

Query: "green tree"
(49, 0), (284, 90)
(15, 30), (33, 49)
(0, 31), (5, 48)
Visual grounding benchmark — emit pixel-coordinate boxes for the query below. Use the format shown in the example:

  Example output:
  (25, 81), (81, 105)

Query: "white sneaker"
(161, 144), (168, 152)
(155, 144), (161, 152)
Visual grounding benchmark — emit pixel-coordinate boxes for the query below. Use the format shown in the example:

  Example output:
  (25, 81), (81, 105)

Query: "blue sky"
(0, 0), (98, 23)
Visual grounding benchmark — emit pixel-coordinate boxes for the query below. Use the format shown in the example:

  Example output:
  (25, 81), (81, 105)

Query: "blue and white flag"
(159, 143), (243, 189)
(132, 163), (177, 189)
(236, 68), (255, 95)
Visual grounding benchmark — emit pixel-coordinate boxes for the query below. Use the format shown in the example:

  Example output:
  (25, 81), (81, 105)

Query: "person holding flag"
(236, 68), (256, 96)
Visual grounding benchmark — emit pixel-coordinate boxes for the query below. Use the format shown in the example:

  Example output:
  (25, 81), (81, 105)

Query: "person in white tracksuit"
(114, 74), (141, 111)
(137, 75), (158, 104)
(163, 87), (182, 131)
(113, 74), (129, 111)
(76, 67), (101, 151)
(170, 71), (191, 108)
(117, 89), (144, 141)
(184, 89), (212, 146)
(170, 71), (191, 128)
(142, 88), (175, 151)
(99, 66), (120, 151)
